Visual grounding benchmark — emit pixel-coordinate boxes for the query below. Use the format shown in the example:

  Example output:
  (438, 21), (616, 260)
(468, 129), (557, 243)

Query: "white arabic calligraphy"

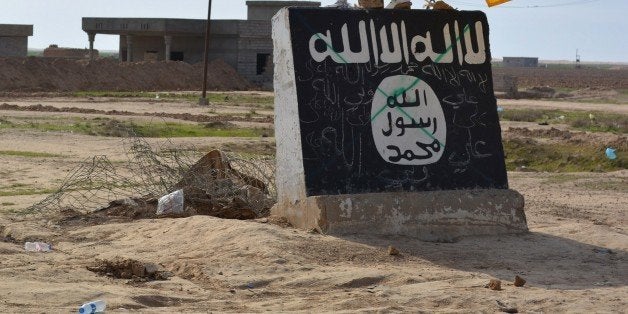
(309, 19), (486, 65)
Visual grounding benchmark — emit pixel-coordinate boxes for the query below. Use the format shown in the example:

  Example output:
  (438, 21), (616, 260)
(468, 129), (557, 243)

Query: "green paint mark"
(313, 32), (349, 64)
(371, 24), (471, 122)
(368, 24), (471, 147)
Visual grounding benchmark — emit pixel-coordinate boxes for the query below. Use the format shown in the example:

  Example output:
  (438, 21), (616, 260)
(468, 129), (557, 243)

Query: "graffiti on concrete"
(288, 8), (508, 196)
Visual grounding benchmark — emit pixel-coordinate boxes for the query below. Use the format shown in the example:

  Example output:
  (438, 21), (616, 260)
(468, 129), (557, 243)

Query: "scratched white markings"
(371, 75), (446, 165)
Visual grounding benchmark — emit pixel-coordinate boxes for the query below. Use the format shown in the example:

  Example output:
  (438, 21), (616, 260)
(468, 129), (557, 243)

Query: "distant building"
(0, 24), (33, 57)
(502, 57), (539, 68)
(82, 1), (320, 86)
(43, 44), (98, 59)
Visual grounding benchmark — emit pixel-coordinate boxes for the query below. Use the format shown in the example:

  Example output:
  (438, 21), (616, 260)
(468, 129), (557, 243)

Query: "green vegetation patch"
(132, 122), (272, 138)
(500, 109), (628, 133)
(73, 91), (275, 106)
(0, 150), (63, 158)
(540, 173), (581, 184)
(2, 117), (273, 138)
(504, 138), (625, 172)
(0, 117), (14, 129)
(0, 188), (57, 197)
(579, 180), (628, 191)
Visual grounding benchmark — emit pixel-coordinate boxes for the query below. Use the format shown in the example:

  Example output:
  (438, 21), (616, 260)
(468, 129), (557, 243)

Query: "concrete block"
(272, 7), (528, 240)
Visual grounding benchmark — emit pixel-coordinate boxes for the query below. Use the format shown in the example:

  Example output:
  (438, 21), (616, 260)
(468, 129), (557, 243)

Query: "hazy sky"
(1, 0), (626, 62)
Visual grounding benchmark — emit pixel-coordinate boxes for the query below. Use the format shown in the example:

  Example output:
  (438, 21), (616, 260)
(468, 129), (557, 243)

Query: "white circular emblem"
(370, 75), (446, 165)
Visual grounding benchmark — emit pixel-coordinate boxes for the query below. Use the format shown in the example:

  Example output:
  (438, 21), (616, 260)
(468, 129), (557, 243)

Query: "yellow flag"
(486, 0), (511, 7)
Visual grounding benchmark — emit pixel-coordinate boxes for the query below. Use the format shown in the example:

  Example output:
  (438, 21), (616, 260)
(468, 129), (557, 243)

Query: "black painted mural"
(287, 8), (508, 196)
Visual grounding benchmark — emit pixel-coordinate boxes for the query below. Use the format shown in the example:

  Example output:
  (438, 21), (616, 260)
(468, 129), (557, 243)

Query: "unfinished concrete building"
(502, 57), (539, 68)
(0, 24), (33, 57)
(82, 1), (320, 86)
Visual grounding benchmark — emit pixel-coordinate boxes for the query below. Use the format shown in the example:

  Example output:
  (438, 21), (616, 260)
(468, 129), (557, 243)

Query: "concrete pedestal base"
(272, 189), (528, 242)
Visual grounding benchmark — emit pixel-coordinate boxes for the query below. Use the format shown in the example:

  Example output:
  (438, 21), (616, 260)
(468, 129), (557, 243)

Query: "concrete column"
(88, 32), (96, 61)
(126, 35), (133, 62)
(164, 35), (172, 61)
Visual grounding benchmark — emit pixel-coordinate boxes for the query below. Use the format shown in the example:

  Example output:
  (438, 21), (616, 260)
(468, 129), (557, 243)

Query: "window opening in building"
(170, 51), (184, 61)
(256, 53), (271, 75)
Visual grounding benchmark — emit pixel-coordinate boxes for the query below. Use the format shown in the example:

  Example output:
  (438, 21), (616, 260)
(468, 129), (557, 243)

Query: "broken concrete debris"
(92, 150), (274, 221)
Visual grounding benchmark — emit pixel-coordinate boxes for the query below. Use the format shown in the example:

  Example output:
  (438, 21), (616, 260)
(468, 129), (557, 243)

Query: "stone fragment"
(514, 275), (526, 287)
(388, 245), (400, 256)
(487, 279), (502, 291)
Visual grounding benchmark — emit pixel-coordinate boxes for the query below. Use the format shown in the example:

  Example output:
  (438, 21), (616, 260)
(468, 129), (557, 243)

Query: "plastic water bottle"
(24, 242), (52, 252)
(605, 147), (617, 160)
(78, 300), (106, 314)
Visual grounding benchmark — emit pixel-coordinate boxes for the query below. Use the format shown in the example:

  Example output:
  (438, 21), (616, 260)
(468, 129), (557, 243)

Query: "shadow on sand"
(338, 230), (626, 290)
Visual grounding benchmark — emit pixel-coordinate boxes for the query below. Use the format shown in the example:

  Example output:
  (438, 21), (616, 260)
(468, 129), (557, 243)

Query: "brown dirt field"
(494, 67), (628, 89)
(0, 95), (626, 313)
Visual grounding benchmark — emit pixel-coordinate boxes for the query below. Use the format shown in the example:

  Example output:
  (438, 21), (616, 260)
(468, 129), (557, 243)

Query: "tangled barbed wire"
(29, 134), (276, 218)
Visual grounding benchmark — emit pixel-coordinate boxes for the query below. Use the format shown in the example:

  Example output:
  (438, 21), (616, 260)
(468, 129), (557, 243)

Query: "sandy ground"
(0, 96), (626, 313)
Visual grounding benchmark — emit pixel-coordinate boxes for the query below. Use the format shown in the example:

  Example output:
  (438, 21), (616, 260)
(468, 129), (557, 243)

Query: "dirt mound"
(0, 57), (253, 92)
(505, 127), (627, 149)
(87, 257), (171, 281)
(507, 127), (578, 139)
(568, 87), (620, 99)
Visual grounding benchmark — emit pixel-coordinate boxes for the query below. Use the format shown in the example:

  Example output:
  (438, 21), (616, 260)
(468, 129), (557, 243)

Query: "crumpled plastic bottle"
(605, 147), (617, 160)
(78, 300), (106, 314)
(24, 242), (52, 252)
